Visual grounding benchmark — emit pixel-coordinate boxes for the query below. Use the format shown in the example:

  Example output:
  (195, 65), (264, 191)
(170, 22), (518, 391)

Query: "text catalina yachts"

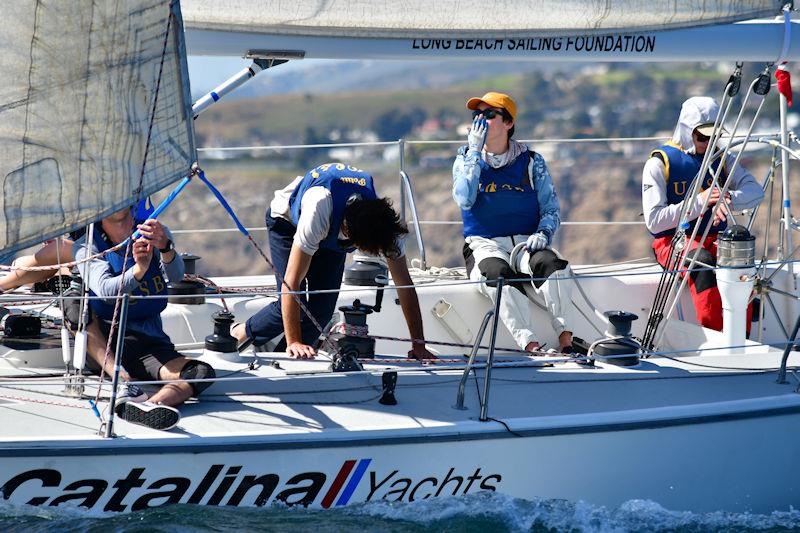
(0, 461), (502, 511)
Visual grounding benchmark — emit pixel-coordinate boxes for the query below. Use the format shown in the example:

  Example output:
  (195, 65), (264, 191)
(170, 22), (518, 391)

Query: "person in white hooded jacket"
(642, 96), (764, 331)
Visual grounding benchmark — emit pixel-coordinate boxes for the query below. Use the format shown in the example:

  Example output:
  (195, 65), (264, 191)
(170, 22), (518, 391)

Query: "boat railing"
(454, 309), (495, 411)
(399, 170), (427, 270)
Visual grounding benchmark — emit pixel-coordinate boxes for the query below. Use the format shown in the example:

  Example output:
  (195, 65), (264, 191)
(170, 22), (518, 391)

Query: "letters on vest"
(288, 163), (378, 252)
(649, 144), (728, 238)
(461, 151), (540, 238)
(89, 227), (168, 321)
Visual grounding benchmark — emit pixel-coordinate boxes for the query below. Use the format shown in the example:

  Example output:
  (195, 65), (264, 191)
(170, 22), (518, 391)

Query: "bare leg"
(0, 240), (73, 291)
(148, 357), (193, 407)
(84, 320), (130, 382)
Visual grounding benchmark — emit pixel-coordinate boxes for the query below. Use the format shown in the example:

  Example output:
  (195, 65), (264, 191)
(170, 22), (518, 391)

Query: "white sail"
(182, 0), (785, 38)
(0, 0), (195, 257)
(182, 0), (798, 61)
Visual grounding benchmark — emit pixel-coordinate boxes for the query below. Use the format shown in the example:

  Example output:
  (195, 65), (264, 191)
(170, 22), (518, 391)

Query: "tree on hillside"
(295, 126), (328, 168)
(372, 107), (427, 140)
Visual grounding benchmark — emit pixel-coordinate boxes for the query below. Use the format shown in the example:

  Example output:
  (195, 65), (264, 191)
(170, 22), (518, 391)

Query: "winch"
(591, 310), (641, 366)
(204, 310), (241, 362)
(329, 263), (388, 372)
(168, 253), (205, 305)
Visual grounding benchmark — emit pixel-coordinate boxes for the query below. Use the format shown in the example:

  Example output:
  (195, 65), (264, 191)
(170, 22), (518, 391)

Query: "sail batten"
(0, 0), (195, 258)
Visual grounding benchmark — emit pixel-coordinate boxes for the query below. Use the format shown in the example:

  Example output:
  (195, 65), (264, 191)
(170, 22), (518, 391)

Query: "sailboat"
(0, 0), (800, 515)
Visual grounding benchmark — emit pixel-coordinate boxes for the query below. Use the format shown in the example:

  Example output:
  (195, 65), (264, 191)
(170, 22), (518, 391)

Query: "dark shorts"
(97, 319), (182, 381)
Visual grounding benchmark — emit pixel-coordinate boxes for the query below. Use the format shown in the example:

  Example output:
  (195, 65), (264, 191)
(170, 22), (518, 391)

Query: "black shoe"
(114, 400), (180, 430)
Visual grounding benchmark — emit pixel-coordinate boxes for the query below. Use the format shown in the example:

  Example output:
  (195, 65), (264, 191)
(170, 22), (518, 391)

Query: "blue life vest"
(89, 227), (168, 321)
(134, 197), (155, 223)
(461, 151), (540, 238)
(649, 144), (727, 238)
(288, 163), (378, 252)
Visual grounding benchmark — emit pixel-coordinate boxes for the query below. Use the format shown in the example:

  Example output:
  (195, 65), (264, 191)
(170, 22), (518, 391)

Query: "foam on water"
(2, 493), (800, 532)
(343, 493), (800, 532)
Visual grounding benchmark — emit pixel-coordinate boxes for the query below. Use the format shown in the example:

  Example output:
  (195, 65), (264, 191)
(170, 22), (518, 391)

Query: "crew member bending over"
(232, 162), (435, 360)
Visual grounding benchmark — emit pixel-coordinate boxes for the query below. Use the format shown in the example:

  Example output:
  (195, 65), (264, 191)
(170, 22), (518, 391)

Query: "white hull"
(1, 399), (799, 513)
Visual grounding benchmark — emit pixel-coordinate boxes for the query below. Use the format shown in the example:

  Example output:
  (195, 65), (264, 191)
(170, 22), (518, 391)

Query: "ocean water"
(2, 492), (800, 533)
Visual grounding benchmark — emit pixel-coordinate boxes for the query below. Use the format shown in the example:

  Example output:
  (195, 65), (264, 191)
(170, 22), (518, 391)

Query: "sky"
(187, 55), (325, 97)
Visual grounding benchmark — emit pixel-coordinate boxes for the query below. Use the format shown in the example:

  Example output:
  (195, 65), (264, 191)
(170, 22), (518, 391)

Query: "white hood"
(671, 96), (720, 151)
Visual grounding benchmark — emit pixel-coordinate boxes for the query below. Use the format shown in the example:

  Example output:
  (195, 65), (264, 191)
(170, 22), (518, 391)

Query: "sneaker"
(118, 383), (149, 403)
(114, 400), (180, 430)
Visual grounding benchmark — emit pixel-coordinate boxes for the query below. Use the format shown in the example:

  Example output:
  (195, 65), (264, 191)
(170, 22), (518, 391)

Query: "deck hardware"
(379, 371), (398, 405)
(205, 310), (238, 354)
(754, 65), (772, 96)
(726, 62), (743, 97)
(331, 345), (362, 373)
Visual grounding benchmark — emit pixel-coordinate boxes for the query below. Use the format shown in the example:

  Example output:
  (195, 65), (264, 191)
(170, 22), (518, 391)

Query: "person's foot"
(114, 397), (179, 431)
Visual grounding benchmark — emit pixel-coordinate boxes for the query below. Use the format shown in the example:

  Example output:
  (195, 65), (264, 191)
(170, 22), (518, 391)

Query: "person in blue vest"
(453, 92), (575, 353)
(0, 197), (155, 293)
(643, 96), (764, 331)
(231, 163), (434, 360)
(74, 205), (215, 430)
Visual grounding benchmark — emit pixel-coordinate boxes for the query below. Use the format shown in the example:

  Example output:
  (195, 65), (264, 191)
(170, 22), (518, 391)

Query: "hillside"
(159, 63), (796, 277)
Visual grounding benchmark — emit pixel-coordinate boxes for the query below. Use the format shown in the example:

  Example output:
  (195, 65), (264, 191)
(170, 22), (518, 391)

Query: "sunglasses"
(694, 131), (711, 143)
(472, 108), (506, 120)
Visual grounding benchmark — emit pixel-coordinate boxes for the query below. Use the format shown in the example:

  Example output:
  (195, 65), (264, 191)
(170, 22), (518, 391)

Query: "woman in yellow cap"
(452, 92), (574, 353)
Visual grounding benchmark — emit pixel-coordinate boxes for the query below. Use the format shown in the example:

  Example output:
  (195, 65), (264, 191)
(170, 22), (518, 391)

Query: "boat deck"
(1, 345), (798, 448)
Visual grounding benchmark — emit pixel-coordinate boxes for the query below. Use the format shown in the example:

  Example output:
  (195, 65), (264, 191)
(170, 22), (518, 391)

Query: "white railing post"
(398, 138), (406, 223)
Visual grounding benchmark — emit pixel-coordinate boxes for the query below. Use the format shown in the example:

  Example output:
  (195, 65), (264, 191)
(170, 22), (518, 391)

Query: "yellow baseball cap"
(466, 92), (517, 121)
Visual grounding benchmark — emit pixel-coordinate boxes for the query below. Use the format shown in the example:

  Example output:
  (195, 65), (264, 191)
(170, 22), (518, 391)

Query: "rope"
(0, 390), (90, 410)
(185, 274), (230, 312)
(331, 320), (562, 356)
(95, 5), (175, 405)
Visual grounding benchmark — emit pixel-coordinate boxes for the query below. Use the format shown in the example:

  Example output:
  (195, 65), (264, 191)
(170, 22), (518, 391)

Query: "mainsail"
(182, 0), (796, 61)
(182, 0), (786, 38)
(0, 0), (195, 258)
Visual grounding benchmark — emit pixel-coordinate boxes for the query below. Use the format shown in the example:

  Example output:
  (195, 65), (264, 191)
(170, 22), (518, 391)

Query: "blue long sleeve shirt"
(452, 145), (562, 241)
(73, 228), (184, 342)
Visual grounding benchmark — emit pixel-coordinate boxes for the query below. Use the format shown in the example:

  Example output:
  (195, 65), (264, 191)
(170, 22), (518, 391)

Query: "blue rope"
(128, 174), (193, 243)
(196, 170), (250, 236)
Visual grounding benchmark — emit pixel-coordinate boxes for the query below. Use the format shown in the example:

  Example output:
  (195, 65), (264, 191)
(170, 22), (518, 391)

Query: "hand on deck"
(286, 341), (316, 359)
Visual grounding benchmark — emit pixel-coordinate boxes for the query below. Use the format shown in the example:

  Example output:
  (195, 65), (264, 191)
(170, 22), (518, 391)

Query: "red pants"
(652, 234), (752, 332)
